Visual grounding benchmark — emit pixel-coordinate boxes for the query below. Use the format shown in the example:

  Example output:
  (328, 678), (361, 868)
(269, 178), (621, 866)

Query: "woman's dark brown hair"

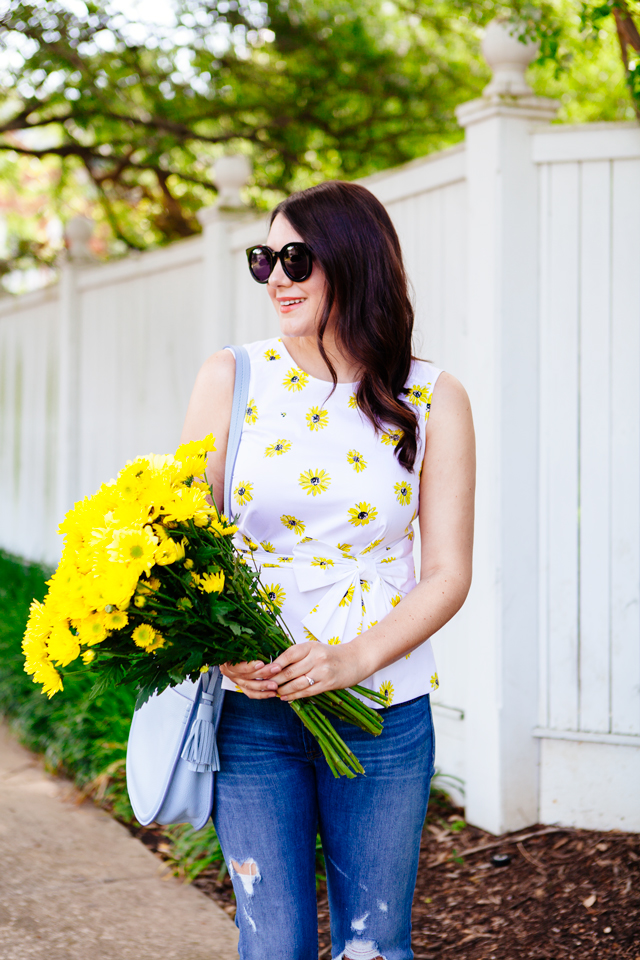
(271, 180), (419, 471)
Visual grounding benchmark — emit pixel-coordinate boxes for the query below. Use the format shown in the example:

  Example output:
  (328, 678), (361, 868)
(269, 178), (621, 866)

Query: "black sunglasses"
(246, 242), (313, 284)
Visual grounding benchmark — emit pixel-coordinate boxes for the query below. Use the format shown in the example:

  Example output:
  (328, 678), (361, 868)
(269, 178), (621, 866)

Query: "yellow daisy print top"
(221, 336), (443, 707)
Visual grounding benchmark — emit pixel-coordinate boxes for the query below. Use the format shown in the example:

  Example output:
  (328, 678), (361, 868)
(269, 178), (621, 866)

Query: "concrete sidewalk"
(0, 724), (239, 960)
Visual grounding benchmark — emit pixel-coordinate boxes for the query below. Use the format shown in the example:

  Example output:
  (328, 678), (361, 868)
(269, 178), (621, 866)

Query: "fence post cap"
(481, 19), (538, 97)
(64, 216), (96, 264)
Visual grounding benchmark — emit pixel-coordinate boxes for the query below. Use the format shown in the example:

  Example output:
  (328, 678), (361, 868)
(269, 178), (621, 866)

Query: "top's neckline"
(277, 338), (359, 387)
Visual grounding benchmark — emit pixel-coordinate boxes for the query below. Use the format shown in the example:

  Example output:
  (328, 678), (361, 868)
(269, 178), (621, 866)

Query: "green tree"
(0, 0), (486, 258)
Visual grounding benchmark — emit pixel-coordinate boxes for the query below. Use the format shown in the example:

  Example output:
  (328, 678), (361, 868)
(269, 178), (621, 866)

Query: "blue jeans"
(213, 691), (435, 960)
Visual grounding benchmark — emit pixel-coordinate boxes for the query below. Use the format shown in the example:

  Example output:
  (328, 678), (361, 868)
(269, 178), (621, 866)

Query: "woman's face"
(265, 213), (327, 338)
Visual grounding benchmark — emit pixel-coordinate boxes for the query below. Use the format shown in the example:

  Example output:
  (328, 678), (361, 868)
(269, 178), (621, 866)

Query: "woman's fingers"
(267, 643), (311, 676)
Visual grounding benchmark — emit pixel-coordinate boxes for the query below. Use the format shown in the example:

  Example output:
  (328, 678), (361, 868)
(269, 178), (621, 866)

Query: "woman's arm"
(180, 350), (235, 510)
(258, 371), (476, 701)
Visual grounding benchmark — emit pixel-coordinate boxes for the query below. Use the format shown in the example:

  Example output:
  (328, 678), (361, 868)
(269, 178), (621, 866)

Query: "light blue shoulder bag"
(126, 344), (251, 830)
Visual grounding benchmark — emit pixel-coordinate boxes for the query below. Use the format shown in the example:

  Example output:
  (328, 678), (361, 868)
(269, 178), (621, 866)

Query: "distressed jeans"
(213, 691), (435, 960)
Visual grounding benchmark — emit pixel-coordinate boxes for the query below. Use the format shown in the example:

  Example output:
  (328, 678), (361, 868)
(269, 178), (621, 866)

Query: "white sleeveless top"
(222, 337), (443, 707)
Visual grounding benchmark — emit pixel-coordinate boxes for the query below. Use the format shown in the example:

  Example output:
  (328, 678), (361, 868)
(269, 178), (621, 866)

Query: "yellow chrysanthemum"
(348, 502), (378, 526)
(132, 623), (161, 650)
(381, 429), (403, 447)
(394, 481), (412, 506)
(430, 672), (440, 690)
(379, 681), (394, 704)
(242, 534), (259, 551)
(347, 394), (358, 409)
(32, 660), (64, 698)
(281, 515), (305, 535)
(299, 468), (331, 497)
(105, 609), (129, 630)
(245, 399), (259, 424)
(306, 406), (329, 431)
(265, 439), (291, 457)
(261, 583), (286, 610)
(406, 384), (431, 407)
(283, 367), (309, 392)
(81, 649), (96, 664)
(265, 348), (281, 361)
(78, 614), (109, 647)
(234, 481), (253, 506)
(260, 541), (275, 553)
(346, 450), (367, 472)
(337, 543), (352, 553)
(47, 622), (81, 667)
(328, 637), (341, 645)
(339, 584), (354, 607)
(197, 571), (225, 594)
(174, 433), (216, 461)
(107, 525), (158, 573)
(163, 486), (209, 524)
(154, 538), (186, 565)
(311, 557), (334, 569)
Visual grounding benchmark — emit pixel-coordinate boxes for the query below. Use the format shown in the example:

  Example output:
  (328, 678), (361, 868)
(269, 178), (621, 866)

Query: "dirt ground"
(134, 791), (640, 959)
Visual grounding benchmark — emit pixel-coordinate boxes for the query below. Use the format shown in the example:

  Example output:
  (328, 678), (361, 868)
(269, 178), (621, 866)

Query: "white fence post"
(455, 21), (558, 833)
(55, 217), (96, 525)
(197, 156), (254, 357)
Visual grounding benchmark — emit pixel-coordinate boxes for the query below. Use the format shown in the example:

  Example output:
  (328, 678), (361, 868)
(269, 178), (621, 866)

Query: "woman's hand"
(263, 641), (370, 702)
(219, 661), (279, 700)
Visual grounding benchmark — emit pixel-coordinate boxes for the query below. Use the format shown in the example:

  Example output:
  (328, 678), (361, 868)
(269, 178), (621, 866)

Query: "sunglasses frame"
(245, 242), (313, 284)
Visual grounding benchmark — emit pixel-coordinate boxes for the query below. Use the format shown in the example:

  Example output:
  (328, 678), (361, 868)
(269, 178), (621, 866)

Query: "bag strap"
(223, 344), (251, 517)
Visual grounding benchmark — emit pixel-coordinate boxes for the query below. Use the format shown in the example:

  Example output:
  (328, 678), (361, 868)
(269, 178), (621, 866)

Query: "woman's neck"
(280, 333), (361, 384)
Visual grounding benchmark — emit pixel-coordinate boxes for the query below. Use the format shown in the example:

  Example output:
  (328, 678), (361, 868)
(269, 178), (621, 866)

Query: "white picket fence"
(1, 27), (639, 834)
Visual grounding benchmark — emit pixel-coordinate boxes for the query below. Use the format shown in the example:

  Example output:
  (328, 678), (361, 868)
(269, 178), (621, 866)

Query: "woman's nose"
(268, 257), (291, 287)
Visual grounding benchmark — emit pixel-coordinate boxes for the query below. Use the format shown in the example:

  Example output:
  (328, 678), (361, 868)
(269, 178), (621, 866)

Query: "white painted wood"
(578, 160), (612, 735)
(539, 738), (640, 831)
(537, 162), (551, 731)
(533, 727), (640, 747)
(542, 162), (580, 733)
(360, 145), (465, 206)
(610, 158), (640, 737)
(533, 123), (640, 163)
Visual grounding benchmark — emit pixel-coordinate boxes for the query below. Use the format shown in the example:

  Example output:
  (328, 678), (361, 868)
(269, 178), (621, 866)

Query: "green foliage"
(0, 549), (137, 820)
(0, 0), (485, 261)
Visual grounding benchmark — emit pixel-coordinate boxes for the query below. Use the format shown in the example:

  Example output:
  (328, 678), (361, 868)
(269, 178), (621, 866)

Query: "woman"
(180, 180), (475, 960)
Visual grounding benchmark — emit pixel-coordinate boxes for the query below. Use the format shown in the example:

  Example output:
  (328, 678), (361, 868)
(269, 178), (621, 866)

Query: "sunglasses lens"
(283, 244), (311, 281)
(249, 248), (273, 283)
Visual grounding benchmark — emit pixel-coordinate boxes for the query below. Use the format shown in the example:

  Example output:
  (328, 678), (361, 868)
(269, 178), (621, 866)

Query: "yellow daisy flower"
(265, 348), (281, 361)
(379, 680), (395, 704)
(260, 540), (275, 552)
(406, 526), (415, 542)
(348, 502), (378, 526)
(339, 584), (355, 607)
(281, 515), (306, 535)
(306, 406), (329, 431)
(367, 621), (378, 630)
(361, 537), (384, 554)
(198, 571), (225, 594)
(311, 557), (334, 569)
(245, 399), (258, 424)
(395, 481), (412, 506)
(283, 367), (310, 392)
(406, 384), (430, 406)
(381, 429), (404, 447)
(328, 637), (341, 645)
(390, 593), (402, 607)
(348, 393), (358, 409)
(430, 672), (440, 690)
(265, 439), (292, 457)
(303, 627), (319, 641)
(308, 603), (319, 615)
(261, 583), (286, 610)
(337, 542), (352, 553)
(234, 481), (253, 506)
(381, 556), (396, 564)
(347, 450), (367, 472)
(360, 578), (371, 592)
(299, 468), (331, 496)
(242, 534), (259, 550)
(405, 652), (412, 660)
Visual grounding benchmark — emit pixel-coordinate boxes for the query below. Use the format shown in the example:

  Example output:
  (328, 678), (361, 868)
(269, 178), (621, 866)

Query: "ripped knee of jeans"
(342, 940), (385, 960)
(229, 857), (261, 896)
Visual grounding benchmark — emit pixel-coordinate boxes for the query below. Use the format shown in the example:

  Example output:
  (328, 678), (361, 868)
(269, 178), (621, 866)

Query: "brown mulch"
(132, 791), (640, 959)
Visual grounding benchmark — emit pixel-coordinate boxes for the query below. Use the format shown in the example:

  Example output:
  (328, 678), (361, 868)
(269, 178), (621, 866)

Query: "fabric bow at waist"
(252, 538), (413, 645)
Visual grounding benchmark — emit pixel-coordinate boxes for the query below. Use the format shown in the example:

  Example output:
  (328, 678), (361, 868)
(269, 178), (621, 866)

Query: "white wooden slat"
(533, 124), (640, 164)
(610, 158), (640, 736)
(543, 162), (581, 732)
(538, 162), (551, 729)
(578, 160), (612, 733)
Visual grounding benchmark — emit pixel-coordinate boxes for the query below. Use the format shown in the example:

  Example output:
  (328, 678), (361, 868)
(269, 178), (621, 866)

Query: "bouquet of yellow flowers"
(22, 435), (386, 778)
